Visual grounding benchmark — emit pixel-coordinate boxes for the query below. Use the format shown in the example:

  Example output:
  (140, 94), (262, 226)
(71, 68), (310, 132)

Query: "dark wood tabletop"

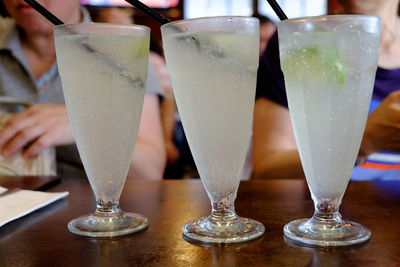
(0, 176), (399, 266)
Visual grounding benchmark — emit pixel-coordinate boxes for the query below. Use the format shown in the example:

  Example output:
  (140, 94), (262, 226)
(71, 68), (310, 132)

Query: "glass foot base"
(68, 211), (148, 237)
(284, 218), (371, 247)
(182, 215), (265, 244)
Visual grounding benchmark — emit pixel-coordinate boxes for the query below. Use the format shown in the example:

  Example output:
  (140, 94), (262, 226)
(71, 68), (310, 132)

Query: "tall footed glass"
(161, 17), (265, 243)
(54, 23), (150, 237)
(278, 15), (381, 246)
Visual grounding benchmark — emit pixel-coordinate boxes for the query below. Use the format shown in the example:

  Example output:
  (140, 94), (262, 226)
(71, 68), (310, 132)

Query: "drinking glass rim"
(277, 14), (381, 26)
(161, 15), (259, 29)
(54, 22), (150, 34)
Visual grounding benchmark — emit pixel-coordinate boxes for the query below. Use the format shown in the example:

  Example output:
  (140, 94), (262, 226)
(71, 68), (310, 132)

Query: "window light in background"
(184, 0), (252, 19)
(258, 0), (327, 22)
(80, 0), (179, 9)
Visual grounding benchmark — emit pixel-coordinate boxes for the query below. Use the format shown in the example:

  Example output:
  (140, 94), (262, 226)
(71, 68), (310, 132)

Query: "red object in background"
(328, 0), (342, 14)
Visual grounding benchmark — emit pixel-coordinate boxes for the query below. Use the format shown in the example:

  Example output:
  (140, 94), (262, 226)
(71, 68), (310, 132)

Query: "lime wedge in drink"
(281, 45), (345, 84)
(134, 37), (150, 58)
(117, 36), (149, 61)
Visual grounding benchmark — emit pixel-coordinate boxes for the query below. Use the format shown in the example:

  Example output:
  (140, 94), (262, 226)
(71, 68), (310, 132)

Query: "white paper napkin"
(0, 186), (7, 195)
(0, 190), (69, 227)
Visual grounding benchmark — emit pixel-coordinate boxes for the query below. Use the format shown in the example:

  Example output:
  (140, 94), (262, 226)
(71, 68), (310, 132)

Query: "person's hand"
(360, 90), (400, 159)
(0, 104), (74, 158)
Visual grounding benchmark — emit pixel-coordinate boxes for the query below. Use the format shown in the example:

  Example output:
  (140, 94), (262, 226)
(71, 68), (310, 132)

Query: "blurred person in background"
(92, 6), (196, 179)
(253, 0), (400, 180)
(253, 13), (276, 56)
(88, 5), (133, 24)
(0, 0), (166, 179)
(234, 13), (276, 180)
(89, 6), (189, 179)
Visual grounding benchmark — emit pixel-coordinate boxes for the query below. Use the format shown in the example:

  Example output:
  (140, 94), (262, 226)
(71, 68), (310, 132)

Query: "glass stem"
(311, 200), (344, 225)
(95, 199), (122, 217)
(210, 195), (237, 223)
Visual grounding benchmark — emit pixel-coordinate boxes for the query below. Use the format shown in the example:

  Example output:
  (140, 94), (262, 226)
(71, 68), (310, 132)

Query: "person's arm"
(160, 92), (180, 165)
(149, 52), (179, 165)
(251, 31), (304, 179)
(358, 90), (400, 161)
(252, 98), (304, 179)
(128, 94), (166, 179)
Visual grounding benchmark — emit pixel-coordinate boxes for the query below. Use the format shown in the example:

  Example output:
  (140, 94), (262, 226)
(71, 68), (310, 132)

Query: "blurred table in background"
(0, 176), (399, 266)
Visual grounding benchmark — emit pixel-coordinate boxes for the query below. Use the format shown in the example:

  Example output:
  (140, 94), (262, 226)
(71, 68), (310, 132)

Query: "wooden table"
(0, 177), (399, 266)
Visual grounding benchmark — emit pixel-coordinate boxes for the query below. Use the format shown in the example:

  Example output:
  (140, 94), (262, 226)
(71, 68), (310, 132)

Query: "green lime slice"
(134, 37), (149, 59)
(282, 46), (345, 84)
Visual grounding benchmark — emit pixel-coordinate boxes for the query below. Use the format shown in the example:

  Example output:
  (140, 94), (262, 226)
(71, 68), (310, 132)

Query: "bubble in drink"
(163, 31), (259, 199)
(279, 23), (379, 201)
(55, 34), (149, 202)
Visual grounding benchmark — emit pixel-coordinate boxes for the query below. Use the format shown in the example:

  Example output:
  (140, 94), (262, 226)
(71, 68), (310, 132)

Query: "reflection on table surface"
(0, 177), (399, 266)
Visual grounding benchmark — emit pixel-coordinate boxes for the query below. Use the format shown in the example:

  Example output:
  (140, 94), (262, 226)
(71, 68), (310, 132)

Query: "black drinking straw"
(24, 0), (64, 25)
(266, 0), (288, 21)
(124, 0), (170, 25)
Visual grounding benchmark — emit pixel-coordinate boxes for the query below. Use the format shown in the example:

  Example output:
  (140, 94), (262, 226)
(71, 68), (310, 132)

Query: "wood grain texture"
(0, 177), (399, 266)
